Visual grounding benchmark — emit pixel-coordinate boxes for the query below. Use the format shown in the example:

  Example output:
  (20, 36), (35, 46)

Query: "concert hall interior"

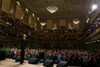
(0, 0), (100, 67)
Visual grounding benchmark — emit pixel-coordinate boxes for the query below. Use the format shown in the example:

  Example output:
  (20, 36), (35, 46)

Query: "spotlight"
(92, 4), (98, 10)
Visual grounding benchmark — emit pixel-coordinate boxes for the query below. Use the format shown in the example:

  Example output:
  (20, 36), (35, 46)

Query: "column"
(47, 20), (52, 29)
(1, 0), (11, 14)
(10, 0), (16, 17)
(0, 0), (2, 13)
(15, 4), (22, 19)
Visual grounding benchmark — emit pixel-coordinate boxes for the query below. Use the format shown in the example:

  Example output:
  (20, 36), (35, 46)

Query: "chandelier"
(73, 18), (80, 24)
(47, 6), (58, 13)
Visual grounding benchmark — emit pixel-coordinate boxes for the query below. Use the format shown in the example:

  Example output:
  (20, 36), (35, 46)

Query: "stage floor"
(0, 59), (80, 67)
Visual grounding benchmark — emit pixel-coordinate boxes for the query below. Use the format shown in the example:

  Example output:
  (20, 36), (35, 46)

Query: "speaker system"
(28, 58), (39, 64)
(57, 61), (68, 67)
(15, 56), (21, 62)
(43, 59), (54, 67)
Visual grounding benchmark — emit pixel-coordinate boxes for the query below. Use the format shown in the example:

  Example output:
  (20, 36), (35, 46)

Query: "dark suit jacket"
(21, 35), (30, 49)
(21, 38), (26, 49)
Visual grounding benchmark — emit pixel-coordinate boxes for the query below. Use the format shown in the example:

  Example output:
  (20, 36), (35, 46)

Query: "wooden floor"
(0, 59), (81, 67)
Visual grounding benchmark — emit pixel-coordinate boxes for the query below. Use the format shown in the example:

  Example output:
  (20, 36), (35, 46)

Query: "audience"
(0, 10), (100, 67)
(2, 48), (99, 67)
(85, 17), (100, 37)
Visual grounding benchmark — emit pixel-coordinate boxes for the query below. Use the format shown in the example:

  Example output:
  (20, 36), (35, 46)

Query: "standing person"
(20, 33), (30, 64)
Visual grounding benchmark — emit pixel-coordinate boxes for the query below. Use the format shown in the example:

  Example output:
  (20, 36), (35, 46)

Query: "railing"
(83, 26), (100, 41)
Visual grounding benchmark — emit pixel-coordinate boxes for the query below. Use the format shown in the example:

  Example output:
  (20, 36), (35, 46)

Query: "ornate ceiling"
(18, 0), (92, 19)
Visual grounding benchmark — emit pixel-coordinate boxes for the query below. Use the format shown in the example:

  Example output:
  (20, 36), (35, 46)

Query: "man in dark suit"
(20, 33), (30, 64)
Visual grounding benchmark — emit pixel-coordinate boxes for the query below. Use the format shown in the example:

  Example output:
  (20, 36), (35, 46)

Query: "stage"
(0, 59), (80, 67)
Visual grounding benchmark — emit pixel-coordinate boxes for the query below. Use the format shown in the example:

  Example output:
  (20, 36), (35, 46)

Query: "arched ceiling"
(18, 0), (92, 19)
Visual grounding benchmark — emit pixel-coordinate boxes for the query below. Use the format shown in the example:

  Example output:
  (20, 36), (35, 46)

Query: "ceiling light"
(73, 18), (80, 24)
(40, 22), (46, 29)
(87, 18), (90, 23)
(37, 17), (39, 20)
(32, 13), (35, 17)
(25, 8), (28, 12)
(97, 40), (99, 42)
(40, 22), (46, 26)
(94, 41), (96, 43)
(92, 4), (97, 10)
(85, 42), (89, 44)
(16, 1), (20, 6)
(47, 6), (58, 13)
